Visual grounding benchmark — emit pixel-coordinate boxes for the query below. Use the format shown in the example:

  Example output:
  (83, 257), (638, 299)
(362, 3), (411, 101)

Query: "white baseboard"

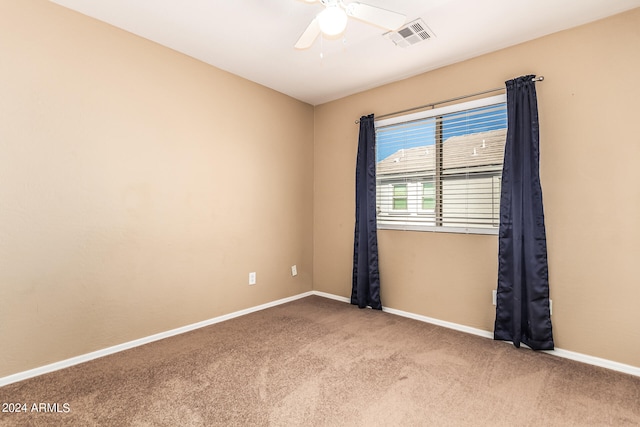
(381, 305), (493, 339)
(2, 289), (638, 387)
(0, 291), (314, 387)
(311, 291), (640, 378)
(543, 348), (640, 377)
(312, 290), (351, 303)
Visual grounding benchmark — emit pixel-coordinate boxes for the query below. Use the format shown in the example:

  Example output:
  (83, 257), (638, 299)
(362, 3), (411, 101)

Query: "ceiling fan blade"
(345, 2), (406, 30)
(295, 18), (321, 49)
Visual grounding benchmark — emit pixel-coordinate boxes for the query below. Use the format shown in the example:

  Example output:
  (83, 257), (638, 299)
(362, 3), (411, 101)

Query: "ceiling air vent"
(384, 18), (435, 48)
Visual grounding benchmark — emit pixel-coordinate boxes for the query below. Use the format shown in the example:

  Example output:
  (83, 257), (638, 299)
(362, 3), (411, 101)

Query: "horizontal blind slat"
(376, 97), (506, 233)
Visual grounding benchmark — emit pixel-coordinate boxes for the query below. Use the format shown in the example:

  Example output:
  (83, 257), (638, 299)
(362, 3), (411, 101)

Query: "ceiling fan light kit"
(317, 5), (348, 36)
(295, 0), (406, 49)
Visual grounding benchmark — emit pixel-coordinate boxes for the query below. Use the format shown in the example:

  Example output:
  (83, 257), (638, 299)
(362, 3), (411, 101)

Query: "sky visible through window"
(376, 105), (507, 162)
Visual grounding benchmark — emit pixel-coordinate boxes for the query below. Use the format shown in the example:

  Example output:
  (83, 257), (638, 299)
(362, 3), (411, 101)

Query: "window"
(375, 94), (507, 234)
(392, 184), (408, 210)
(422, 182), (435, 210)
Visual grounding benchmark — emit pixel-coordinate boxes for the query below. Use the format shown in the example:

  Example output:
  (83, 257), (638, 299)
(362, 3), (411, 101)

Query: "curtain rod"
(355, 76), (544, 124)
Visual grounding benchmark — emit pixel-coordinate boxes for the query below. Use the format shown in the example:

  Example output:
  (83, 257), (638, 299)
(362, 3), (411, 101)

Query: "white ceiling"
(50, 0), (640, 106)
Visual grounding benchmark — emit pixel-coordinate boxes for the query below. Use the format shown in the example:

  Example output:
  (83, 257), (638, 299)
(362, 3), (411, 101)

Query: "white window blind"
(375, 94), (507, 234)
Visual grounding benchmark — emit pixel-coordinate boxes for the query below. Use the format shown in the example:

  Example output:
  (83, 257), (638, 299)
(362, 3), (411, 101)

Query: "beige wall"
(314, 9), (640, 367)
(0, 0), (314, 377)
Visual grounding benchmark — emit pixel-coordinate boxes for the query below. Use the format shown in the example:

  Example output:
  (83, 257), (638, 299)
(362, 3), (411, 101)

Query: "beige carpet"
(1, 295), (639, 426)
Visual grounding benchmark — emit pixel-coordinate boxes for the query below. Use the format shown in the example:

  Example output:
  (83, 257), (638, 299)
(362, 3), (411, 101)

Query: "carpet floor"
(1, 295), (639, 426)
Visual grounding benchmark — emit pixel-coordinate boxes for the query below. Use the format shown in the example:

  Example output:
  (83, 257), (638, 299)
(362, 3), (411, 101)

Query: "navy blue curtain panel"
(494, 75), (554, 350)
(351, 114), (382, 310)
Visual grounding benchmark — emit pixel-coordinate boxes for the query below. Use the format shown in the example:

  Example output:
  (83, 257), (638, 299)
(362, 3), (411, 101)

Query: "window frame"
(375, 94), (506, 235)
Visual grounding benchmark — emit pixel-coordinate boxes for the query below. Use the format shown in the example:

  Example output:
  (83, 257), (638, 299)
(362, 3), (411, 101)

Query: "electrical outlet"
(249, 272), (256, 285)
(291, 265), (297, 276)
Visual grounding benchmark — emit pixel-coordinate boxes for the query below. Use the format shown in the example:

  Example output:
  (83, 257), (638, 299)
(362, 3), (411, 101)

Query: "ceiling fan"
(295, 0), (406, 49)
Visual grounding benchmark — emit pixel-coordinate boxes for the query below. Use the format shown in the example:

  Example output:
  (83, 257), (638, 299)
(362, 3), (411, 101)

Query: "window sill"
(378, 222), (499, 235)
